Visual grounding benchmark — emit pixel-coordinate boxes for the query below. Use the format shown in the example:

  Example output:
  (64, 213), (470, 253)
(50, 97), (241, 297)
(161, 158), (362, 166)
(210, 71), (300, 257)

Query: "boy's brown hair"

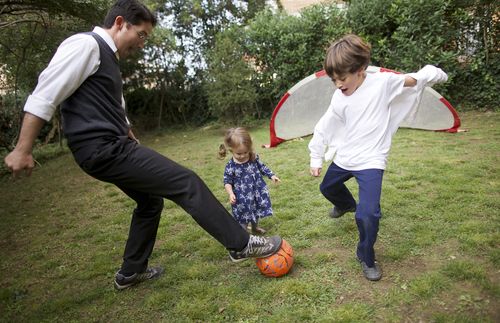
(324, 34), (371, 78)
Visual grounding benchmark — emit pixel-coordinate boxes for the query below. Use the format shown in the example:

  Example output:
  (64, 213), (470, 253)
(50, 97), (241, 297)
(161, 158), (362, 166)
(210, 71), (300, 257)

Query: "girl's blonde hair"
(218, 127), (256, 161)
(324, 34), (371, 79)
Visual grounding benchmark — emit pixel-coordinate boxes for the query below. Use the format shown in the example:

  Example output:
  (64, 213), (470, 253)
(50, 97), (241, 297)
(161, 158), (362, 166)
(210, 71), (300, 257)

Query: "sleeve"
(407, 65), (448, 90)
(385, 73), (406, 105)
(23, 34), (100, 121)
(388, 65), (448, 134)
(308, 94), (343, 168)
(123, 96), (131, 126)
(255, 155), (274, 179)
(223, 162), (234, 185)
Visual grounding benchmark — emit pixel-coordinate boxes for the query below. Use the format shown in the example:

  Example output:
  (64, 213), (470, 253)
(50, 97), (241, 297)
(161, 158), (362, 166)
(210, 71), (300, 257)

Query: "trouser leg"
(319, 163), (357, 210)
(116, 186), (163, 273)
(353, 169), (384, 267)
(77, 137), (249, 272)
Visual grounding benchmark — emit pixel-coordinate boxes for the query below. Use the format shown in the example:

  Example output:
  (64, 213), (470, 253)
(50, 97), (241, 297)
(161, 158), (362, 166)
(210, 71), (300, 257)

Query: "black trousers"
(73, 136), (249, 273)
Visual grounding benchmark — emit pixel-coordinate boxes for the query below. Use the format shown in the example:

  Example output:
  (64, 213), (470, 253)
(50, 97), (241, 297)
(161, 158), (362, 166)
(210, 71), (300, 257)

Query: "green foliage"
(0, 0), (111, 148)
(346, 0), (397, 63)
(0, 0), (110, 93)
(244, 5), (348, 114)
(346, 0), (499, 109)
(204, 27), (258, 122)
(122, 25), (200, 129)
(0, 92), (23, 150)
(1, 0), (497, 149)
(160, 0), (267, 69)
(122, 0), (267, 126)
(125, 71), (211, 129)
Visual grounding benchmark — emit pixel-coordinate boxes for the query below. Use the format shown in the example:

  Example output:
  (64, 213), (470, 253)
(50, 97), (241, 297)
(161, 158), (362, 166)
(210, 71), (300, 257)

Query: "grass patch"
(0, 111), (498, 321)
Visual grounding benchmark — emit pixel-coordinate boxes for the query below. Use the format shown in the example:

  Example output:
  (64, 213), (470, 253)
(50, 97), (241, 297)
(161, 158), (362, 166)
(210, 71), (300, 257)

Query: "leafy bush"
(2, 0), (497, 146)
(0, 93), (23, 150)
(244, 6), (348, 116)
(346, 0), (498, 110)
(204, 27), (258, 123)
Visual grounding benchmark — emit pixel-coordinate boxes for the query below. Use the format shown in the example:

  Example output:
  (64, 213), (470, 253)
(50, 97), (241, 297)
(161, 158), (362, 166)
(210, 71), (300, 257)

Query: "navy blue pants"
(320, 163), (384, 267)
(73, 136), (249, 273)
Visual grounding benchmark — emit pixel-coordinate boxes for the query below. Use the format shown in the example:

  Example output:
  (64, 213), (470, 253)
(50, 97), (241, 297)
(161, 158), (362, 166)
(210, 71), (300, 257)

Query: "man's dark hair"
(103, 0), (157, 28)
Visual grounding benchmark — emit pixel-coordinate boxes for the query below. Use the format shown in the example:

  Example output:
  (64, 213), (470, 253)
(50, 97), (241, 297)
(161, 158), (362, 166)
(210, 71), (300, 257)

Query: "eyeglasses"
(136, 30), (148, 40)
(128, 23), (148, 40)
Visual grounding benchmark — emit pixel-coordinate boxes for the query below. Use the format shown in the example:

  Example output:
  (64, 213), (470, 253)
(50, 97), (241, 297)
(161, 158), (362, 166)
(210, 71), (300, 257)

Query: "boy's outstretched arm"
(404, 75), (417, 87)
(407, 65), (448, 88)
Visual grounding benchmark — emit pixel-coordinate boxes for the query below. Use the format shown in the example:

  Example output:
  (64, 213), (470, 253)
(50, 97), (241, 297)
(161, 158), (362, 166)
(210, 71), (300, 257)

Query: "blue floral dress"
(223, 155), (275, 224)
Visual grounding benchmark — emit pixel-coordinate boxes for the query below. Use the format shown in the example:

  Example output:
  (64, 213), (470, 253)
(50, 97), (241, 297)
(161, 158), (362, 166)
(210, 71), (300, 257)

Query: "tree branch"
(0, 18), (42, 29)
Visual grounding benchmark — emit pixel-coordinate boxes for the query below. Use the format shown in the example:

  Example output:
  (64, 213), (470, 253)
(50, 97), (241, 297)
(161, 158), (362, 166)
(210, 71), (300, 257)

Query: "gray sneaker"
(114, 266), (164, 290)
(360, 261), (382, 281)
(329, 205), (356, 218)
(229, 235), (282, 263)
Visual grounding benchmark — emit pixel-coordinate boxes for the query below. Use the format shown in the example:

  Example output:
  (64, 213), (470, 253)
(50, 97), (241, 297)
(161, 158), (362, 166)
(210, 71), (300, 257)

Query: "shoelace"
(136, 269), (154, 281)
(245, 235), (267, 255)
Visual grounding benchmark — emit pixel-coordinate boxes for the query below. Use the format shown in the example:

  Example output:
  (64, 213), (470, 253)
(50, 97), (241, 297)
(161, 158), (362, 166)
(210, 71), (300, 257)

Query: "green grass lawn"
(0, 111), (498, 322)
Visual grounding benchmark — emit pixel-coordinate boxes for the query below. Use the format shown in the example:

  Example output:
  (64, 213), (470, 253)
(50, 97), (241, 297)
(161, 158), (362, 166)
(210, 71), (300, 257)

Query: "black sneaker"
(229, 235), (282, 263)
(114, 266), (164, 290)
(360, 261), (382, 281)
(329, 205), (356, 218)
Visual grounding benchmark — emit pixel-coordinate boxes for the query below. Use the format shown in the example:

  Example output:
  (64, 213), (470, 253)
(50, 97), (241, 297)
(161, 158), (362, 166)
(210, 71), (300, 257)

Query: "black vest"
(61, 32), (128, 151)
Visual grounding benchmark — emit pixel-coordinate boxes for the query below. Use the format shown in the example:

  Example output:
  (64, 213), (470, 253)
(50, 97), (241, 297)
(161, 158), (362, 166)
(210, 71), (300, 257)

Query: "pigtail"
(249, 150), (256, 162)
(218, 143), (227, 159)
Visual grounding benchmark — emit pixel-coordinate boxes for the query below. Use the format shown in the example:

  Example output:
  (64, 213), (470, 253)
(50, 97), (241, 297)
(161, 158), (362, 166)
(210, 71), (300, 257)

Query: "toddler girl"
(220, 127), (280, 234)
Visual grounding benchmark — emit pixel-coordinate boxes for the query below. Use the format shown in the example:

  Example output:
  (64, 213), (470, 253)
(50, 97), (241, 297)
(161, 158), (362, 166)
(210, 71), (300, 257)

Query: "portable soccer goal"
(265, 66), (461, 148)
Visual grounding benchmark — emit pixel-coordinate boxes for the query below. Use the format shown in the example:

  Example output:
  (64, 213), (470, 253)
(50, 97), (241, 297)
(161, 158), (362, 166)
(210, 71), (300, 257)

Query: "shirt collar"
(92, 26), (119, 59)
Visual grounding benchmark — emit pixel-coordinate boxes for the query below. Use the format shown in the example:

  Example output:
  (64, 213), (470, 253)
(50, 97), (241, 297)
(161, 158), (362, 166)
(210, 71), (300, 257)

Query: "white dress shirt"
(24, 27), (126, 122)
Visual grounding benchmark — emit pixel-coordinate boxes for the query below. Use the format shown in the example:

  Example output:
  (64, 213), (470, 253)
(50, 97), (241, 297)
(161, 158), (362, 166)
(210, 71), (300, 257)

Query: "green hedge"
(206, 0), (497, 121)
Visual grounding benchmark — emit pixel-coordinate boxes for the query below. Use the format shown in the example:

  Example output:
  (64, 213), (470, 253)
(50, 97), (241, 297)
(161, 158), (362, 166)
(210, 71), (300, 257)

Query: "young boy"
(309, 34), (447, 281)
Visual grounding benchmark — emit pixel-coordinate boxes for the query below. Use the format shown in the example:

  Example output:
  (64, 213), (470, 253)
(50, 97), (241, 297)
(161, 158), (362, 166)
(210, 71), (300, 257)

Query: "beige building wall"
(280, 0), (345, 15)
(0, 66), (8, 95)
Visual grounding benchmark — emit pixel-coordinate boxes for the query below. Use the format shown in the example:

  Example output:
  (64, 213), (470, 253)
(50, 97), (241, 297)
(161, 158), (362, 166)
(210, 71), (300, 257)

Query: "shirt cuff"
(310, 158), (323, 169)
(24, 95), (57, 122)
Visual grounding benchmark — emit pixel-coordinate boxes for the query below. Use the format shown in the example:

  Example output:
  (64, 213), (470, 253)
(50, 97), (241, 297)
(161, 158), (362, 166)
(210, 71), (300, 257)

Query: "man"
(4, 0), (281, 290)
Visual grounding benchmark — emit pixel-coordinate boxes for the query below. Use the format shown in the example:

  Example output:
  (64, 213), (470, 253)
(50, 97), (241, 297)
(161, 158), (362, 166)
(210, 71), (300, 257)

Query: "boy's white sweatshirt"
(309, 65), (448, 170)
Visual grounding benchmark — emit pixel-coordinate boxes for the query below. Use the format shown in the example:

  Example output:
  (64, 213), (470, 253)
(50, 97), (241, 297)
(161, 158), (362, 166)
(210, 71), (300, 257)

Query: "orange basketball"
(255, 239), (294, 277)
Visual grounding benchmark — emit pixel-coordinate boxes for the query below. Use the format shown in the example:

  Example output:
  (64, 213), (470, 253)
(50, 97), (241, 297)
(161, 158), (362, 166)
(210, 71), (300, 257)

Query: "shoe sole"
(114, 276), (161, 290)
(114, 281), (137, 290)
(229, 255), (249, 263)
(114, 267), (164, 290)
(360, 262), (382, 281)
(330, 207), (356, 218)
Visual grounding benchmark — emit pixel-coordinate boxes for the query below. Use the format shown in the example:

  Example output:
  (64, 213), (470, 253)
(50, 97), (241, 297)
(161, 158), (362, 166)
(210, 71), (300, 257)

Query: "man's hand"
(310, 167), (322, 177)
(128, 128), (140, 144)
(4, 112), (45, 179)
(4, 150), (35, 179)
